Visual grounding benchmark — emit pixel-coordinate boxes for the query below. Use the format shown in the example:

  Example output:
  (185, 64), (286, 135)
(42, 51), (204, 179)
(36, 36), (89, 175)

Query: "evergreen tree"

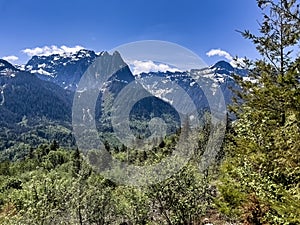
(72, 147), (81, 177)
(49, 140), (59, 151)
(104, 140), (111, 153)
(218, 1), (300, 224)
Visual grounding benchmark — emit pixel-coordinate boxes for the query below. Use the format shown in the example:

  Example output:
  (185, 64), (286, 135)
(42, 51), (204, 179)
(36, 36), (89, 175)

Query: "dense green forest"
(0, 0), (299, 224)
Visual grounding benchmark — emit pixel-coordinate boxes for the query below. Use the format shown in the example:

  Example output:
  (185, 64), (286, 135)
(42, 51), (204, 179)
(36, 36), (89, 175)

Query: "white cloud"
(130, 60), (181, 75)
(22, 45), (85, 57)
(206, 48), (245, 67)
(206, 49), (233, 61)
(2, 55), (19, 62)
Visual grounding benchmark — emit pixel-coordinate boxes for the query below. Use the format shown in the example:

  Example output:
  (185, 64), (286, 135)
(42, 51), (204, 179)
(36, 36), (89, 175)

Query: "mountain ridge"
(0, 50), (246, 158)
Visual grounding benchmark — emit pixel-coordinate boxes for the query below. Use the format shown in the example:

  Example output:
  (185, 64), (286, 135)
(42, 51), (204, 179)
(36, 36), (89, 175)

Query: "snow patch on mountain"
(0, 84), (7, 106)
(31, 68), (53, 76)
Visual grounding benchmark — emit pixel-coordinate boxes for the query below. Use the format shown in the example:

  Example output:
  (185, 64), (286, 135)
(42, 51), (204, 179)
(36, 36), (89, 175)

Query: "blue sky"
(0, 0), (262, 65)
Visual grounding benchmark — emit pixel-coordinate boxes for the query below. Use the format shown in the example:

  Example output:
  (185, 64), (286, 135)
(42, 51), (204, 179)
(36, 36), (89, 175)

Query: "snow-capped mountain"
(24, 49), (99, 90)
(1, 49), (249, 116)
(0, 59), (20, 77)
(136, 60), (245, 112)
(23, 49), (243, 90)
(21, 49), (246, 111)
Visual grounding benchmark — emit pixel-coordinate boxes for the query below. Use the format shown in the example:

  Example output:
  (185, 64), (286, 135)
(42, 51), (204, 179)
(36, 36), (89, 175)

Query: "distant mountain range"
(14, 49), (248, 111)
(0, 49), (247, 159)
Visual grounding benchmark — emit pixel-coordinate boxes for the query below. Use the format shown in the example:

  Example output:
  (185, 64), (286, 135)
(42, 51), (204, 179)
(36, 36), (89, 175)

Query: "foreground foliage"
(0, 129), (218, 225)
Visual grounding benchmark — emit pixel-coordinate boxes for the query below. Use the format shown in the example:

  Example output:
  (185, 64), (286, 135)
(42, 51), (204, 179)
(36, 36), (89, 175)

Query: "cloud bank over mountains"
(22, 45), (85, 57)
(129, 60), (182, 75)
(2, 55), (19, 62)
(2, 45), (245, 71)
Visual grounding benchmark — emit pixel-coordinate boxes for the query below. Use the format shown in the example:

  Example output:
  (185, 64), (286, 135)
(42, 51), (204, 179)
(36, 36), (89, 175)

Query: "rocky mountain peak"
(0, 59), (19, 77)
